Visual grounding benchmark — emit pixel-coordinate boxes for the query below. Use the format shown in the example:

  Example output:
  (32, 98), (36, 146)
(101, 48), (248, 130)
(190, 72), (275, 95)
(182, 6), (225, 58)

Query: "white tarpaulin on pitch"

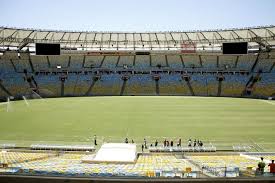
(82, 143), (137, 163)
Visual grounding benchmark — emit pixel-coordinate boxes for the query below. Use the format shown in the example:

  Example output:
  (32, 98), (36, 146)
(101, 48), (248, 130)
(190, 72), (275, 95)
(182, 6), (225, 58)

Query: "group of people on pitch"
(257, 157), (275, 175)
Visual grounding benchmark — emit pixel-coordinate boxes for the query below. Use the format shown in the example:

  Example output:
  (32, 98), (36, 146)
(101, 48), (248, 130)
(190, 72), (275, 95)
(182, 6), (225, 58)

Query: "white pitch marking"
(261, 100), (275, 106)
(0, 102), (8, 105)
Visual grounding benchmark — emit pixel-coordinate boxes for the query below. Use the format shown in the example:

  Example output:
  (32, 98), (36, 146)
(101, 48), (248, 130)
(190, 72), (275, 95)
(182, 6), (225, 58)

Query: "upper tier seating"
(31, 56), (49, 71)
(84, 56), (103, 68)
(167, 55), (183, 69)
(135, 55), (150, 69)
(236, 55), (257, 71)
(201, 55), (217, 70)
(151, 55), (167, 67)
(48, 55), (69, 68)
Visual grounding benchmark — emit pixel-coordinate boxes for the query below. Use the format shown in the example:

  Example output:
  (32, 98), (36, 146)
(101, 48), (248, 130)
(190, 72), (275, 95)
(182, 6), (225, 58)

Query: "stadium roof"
(1, 26), (275, 49)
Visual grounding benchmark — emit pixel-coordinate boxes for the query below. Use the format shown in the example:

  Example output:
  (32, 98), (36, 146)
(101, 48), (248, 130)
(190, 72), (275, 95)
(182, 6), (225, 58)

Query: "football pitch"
(0, 96), (275, 151)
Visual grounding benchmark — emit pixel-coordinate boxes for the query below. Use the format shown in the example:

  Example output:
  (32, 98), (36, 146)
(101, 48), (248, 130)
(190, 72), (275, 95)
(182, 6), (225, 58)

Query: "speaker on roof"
(222, 42), (248, 54)
(36, 43), (60, 55)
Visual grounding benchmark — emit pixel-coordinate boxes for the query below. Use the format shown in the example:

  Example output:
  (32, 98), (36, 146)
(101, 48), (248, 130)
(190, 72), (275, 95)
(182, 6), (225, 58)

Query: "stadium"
(1, 1), (275, 181)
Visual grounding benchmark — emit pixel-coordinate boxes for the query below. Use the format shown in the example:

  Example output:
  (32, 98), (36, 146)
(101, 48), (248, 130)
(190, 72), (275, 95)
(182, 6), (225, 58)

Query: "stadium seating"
(236, 55), (257, 71)
(186, 155), (260, 177)
(151, 55), (167, 67)
(205, 74), (219, 96)
(35, 74), (60, 97)
(70, 55), (84, 69)
(73, 75), (92, 96)
(219, 55), (237, 69)
(254, 54), (275, 73)
(101, 56), (119, 69)
(252, 73), (275, 98)
(201, 55), (217, 70)
(135, 55), (150, 69)
(48, 55), (69, 68)
(6, 153), (197, 177)
(167, 55), (183, 69)
(124, 75), (155, 95)
(181, 55), (201, 68)
(158, 74), (190, 95)
(0, 73), (30, 98)
(190, 74), (208, 96)
(0, 57), (16, 74)
(30, 55), (49, 71)
(84, 56), (104, 68)
(0, 151), (53, 165)
(221, 74), (250, 97)
(117, 56), (134, 67)
(92, 74), (122, 95)
(1, 52), (275, 99)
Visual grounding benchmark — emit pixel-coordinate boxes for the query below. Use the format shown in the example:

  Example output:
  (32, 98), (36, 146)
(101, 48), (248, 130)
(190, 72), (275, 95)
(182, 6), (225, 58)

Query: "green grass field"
(0, 96), (275, 151)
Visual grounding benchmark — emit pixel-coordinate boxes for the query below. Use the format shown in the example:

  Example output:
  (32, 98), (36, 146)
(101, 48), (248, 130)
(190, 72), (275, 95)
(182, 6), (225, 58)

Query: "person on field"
(164, 139), (167, 147)
(94, 135), (97, 146)
(131, 139), (134, 143)
(268, 160), (275, 174)
(178, 138), (181, 147)
(144, 138), (147, 149)
(188, 139), (192, 147)
(170, 141), (173, 147)
(155, 140), (158, 147)
(125, 138), (128, 143)
(141, 144), (144, 152)
(193, 139), (197, 147)
(166, 140), (170, 147)
(258, 157), (266, 174)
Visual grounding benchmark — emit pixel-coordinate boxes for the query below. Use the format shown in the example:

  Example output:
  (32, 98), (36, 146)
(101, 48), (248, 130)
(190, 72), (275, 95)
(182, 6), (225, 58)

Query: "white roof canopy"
(1, 26), (274, 50)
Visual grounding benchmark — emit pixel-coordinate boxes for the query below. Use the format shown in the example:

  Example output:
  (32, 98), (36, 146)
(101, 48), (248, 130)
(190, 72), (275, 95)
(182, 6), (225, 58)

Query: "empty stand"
(182, 55), (201, 68)
(237, 55), (257, 71)
(190, 75), (207, 96)
(31, 55), (49, 71)
(35, 75), (60, 97)
(135, 55), (150, 69)
(254, 53), (275, 73)
(70, 55), (84, 69)
(221, 74), (251, 97)
(151, 55), (167, 67)
(253, 73), (275, 98)
(118, 56), (134, 67)
(158, 74), (190, 95)
(124, 75), (155, 95)
(64, 74), (78, 96)
(48, 55), (69, 68)
(101, 56), (118, 68)
(201, 55), (217, 69)
(167, 55), (184, 69)
(84, 56), (104, 68)
(92, 74), (122, 95)
(219, 55), (237, 69)
(73, 75), (91, 96)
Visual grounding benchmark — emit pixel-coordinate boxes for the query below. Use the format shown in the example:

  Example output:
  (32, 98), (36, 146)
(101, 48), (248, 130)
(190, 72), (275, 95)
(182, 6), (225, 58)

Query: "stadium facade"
(0, 26), (275, 100)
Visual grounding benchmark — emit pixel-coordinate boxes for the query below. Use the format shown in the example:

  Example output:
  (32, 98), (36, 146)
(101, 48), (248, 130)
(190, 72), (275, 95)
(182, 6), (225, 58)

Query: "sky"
(1, 0), (275, 32)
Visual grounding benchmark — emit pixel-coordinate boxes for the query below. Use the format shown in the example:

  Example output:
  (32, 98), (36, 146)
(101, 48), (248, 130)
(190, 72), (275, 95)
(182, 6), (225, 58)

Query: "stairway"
(186, 81), (195, 96)
(217, 80), (222, 96)
(61, 80), (65, 97)
(155, 80), (160, 95)
(85, 80), (97, 96)
(120, 79), (127, 96)
(242, 73), (261, 96)
(0, 82), (12, 96)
